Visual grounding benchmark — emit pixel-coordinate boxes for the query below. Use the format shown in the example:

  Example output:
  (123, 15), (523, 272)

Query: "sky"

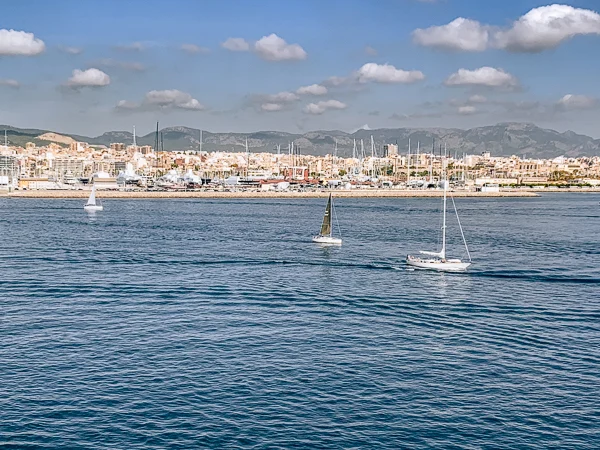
(2, 0), (600, 137)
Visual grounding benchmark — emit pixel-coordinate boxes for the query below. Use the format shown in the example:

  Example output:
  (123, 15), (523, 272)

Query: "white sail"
(86, 185), (97, 206)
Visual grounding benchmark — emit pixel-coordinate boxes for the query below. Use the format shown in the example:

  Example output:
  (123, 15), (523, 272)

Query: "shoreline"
(1, 189), (544, 199)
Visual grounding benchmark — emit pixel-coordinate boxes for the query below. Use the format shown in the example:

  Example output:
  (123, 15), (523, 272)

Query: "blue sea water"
(1, 193), (599, 449)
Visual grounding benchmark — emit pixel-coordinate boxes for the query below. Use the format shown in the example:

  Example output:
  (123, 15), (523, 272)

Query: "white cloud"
(296, 84), (327, 96)
(144, 89), (204, 110)
(117, 90), (204, 111)
(115, 100), (139, 110)
(556, 94), (598, 110)
(221, 37), (250, 51)
(266, 91), (299, 102)
(322, 76), (348, 87)
(458, 105), (477, 115)
(67, 68), (110, 88)
(261, 103), (284, 112)
(60, 46), (83, 55)
(357, 63), (425, 84)
(413, 18), (489, 52)
(494, 4), (600, 53)
(181, 43), (210, 54)
(303, 100), (347, 115)
(414, 5), (600, 54)
(444, 67), (519, 89)
(469, 94), (487, 103)
(254, 34), (307, 61)
(0, 79), (20, 88)
(0, 29), (45, 56)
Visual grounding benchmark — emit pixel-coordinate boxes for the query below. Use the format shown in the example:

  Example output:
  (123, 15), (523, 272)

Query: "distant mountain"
(2, 122), (600, 159)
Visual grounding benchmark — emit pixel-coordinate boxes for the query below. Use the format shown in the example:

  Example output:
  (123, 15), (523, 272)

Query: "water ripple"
(1, 195), (599, 449)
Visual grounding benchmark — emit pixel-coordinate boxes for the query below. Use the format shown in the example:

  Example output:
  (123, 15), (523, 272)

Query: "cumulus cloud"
(322, 76), (348, 87)
(494, 4), (600, 52)
(60, 46), (83, 55)
(296, 84), (327, 96)
(413, 18), (489, 52)
(458, 105), (477, 115)
(266, 91), (299, 103)
(444, 67), (519, 89)
(303, 99), (347, 115)
(115, 100), (139, 110)
(556, 94), (598, 110)
(254, 33), (307, 61)
(67, 68), (110, 88)
(261, 103), (284, 112)
(246, 91), (299, 112)
(414, 5), (600, 53)
(0, 29), (45, 56)
(469, 94), (488, 103)
(0, 78), (20, 88)
(181, 43), (210, 54)
(356, 63), (425, 84)
(117, 90), (204, 111)
(145, 89), (204, 110)
(221, 37), (250, 51)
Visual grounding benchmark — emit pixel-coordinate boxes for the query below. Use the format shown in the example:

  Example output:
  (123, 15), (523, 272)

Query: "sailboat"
(83, 185), (103, 211)
(312, 193), (342, 245)
(406, 153), (471, 272)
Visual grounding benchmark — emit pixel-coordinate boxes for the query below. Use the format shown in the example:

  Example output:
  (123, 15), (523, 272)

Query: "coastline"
(2, 189), (543, 199)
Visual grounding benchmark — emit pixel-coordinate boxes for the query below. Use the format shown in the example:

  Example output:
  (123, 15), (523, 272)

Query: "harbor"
(4, 188), (542, 199)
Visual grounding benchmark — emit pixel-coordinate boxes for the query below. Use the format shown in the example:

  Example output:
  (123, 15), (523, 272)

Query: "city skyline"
(2, 0), (600, 137)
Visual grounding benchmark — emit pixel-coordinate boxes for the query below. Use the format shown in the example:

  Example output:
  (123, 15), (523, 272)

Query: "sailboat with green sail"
(312, 193), (342, 245)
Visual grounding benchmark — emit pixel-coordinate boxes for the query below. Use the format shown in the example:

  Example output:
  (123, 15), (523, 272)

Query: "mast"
(199, 129), (203, 154)
(133, 125), (137, 148)
(370, 135), (375, 178)
(245, 137), (249, 179)
(407, 138), (411, 184)
(441, 143), (447, 260)
(416, 141), (420, 178)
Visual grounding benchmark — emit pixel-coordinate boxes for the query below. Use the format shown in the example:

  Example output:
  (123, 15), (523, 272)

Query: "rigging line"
(450, 193), (472, 262)
(332, 195), (342, 239)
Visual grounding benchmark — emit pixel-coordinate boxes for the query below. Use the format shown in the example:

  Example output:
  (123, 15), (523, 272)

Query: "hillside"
(2, 123), (599, 158)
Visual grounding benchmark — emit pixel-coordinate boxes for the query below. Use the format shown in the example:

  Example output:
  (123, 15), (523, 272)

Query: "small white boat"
(83, 185), (103, 211)
(407, 147), (471, 272)
(313, 193), (342, 245)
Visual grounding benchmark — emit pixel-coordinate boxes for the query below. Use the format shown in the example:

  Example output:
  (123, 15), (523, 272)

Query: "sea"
(1, 193), (599, 449)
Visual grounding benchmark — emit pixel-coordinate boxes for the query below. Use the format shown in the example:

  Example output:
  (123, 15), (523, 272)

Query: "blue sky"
(2, 0), (600, 137)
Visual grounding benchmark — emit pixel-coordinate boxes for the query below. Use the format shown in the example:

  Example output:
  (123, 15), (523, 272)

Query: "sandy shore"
(3, 189), (542, 199)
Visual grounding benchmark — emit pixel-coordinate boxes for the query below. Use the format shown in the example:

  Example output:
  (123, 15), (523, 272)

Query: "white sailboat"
(407, 152), (471, 272)
(83, 185), (103, 211)
(312, 193), (342, 245)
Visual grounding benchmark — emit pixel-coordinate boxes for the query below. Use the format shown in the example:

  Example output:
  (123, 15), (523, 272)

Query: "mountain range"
(2, 122), (600, 159)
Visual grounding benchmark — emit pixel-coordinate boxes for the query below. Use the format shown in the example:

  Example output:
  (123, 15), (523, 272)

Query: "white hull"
(312, 235), (342, 245)
(84, 205), (103, 211)
(406, 255), (470, 272)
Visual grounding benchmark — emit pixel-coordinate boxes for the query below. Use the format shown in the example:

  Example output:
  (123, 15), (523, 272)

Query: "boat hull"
(84, 205), (103, 211)
(312, 235), (342, 245)
(406, 255), (470, 272)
